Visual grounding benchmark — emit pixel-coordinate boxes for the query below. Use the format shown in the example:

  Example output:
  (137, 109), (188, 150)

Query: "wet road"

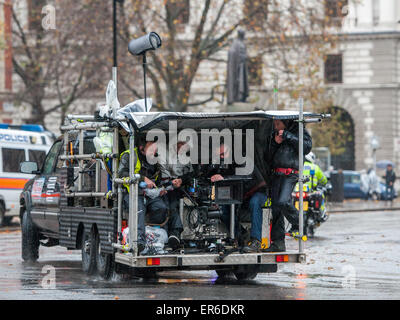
(0, 210), (399, 300)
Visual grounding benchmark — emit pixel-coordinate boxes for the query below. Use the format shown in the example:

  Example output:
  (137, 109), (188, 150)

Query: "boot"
(243, 239), (261, 253)
(262, 240), (286, 252)
(168, 235), (181, 250)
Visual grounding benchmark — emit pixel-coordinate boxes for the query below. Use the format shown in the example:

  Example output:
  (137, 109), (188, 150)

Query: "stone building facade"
(329, 0), (400, 170)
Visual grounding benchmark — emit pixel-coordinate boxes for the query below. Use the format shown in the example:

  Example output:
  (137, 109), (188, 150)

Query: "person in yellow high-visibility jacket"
(303, 155), (327, 190)
(118, 138), (168, 254)
(302, 152), (328, 217)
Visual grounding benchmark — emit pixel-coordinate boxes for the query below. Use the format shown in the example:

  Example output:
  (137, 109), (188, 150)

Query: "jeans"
(271, 174), (299, 242)
(386, 185), (394, 200)
(249, 192), (268, 241)
(166, 189), (184, 237)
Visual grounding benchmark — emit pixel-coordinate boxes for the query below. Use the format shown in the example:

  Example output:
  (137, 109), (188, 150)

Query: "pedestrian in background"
(383, 164), (396, 201)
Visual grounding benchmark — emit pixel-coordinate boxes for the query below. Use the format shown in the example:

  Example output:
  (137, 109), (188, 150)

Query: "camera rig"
(179, 175), (253, 248)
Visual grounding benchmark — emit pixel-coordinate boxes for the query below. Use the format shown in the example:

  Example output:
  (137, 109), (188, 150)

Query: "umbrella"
(376, 160), (395, 169)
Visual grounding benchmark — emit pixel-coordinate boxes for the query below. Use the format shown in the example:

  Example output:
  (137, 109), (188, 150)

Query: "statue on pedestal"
(227, 29), (249, 105)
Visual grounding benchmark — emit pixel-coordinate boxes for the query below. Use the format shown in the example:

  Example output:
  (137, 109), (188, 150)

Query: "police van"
(0, 124), (53, 226)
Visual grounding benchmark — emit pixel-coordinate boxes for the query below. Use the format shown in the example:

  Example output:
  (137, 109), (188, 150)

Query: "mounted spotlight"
(128, 32), (162, 56)
(128, 32), (162, 112)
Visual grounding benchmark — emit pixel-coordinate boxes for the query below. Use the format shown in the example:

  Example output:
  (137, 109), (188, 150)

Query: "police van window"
(42, 141), (62, 174)
(29, 150), (46, 169)
(2, 148), (26, 173)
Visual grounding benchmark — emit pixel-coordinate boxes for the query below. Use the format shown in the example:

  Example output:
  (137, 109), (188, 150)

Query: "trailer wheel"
(81, 226), (97, 275)
(21, 210), (39, 263)
(94, 230), (113, 279)
(215, 270), (234, 279)
(233, 266), (258, 281)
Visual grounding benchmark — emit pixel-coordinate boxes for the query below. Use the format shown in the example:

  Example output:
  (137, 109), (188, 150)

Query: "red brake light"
(276, 255), (289, 262)
(296, 192), (307, 199)
(315, 200), (320, 208)
(147, 258), (160, 266)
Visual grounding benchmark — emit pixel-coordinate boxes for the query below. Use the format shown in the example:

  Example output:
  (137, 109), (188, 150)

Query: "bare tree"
(116, 0), (339, 112)
(12, 0), (111, 127)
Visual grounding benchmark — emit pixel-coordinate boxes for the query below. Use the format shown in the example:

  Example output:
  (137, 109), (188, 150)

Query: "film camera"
(181, 175), (253, 244)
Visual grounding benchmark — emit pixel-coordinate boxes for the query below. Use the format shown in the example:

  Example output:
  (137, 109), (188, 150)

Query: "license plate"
(295, 201), (308, 211)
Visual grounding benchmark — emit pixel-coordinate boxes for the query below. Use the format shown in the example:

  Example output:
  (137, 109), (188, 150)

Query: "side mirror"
(20, 161), (39, 174)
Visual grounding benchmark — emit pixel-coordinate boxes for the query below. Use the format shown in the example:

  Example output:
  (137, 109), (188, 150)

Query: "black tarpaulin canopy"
(116, 110), (326, 182)
(118, 110), (323, 132)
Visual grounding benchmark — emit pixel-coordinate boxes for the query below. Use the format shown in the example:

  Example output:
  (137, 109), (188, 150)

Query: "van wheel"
(94, 230), (113, 279)
(3, 217), (13, 226)
(21, 210), (39, 262)
(81, 226), (97, 275)
(0, 203), (5, 226)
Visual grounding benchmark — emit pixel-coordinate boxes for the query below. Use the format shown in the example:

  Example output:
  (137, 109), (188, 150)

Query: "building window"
(248, 56), (263, 86)
(324, 54), (343, 84)
(166, 0), (190, 25)
(2, 148), (26, 173)
(243, 0), (268, 31)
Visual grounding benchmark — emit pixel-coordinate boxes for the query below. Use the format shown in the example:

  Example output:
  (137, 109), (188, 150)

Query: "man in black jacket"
(264, 118), (312, 252)
(384, 164), (396, 201)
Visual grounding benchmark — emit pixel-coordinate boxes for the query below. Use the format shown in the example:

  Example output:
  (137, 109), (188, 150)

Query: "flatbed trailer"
(20, 95), (329, 281)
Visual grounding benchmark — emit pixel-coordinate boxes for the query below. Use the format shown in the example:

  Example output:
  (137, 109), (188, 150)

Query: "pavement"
(328, 198), (400, 213)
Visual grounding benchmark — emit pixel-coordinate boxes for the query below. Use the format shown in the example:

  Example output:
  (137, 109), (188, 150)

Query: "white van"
(0, 125), (53, 225)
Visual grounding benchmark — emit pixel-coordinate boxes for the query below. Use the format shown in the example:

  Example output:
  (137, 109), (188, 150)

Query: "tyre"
(94, 230), (113, 279)
(215, 270), (234, 279)
(233, 266), (258, 281)
(21, 210), (39, 263)
(3, 216), (13, 226)
(81, 226), (97, 275)
(0, 203), (5, 226)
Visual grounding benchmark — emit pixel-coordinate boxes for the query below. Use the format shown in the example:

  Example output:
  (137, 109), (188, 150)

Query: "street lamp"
(113, 0), (124, 91)
(370, 135), (380, 171)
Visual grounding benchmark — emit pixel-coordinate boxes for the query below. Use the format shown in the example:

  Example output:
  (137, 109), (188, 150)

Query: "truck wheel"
(21, 210), (39, 263)
(81, 226), (97, 275)
(94, 230), (113, 279)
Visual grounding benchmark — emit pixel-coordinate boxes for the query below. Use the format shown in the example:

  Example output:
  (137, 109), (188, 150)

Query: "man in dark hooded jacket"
(262, 118), (312, 252)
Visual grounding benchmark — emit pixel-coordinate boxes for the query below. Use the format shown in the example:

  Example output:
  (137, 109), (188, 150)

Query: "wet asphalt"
(0, 209), (399, 300)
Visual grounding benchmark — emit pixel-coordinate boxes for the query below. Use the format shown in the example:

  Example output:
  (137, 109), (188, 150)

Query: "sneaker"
(168, 235), (180, 250)
(243, 239), (261, 253)
(262, 240), (286, 252)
